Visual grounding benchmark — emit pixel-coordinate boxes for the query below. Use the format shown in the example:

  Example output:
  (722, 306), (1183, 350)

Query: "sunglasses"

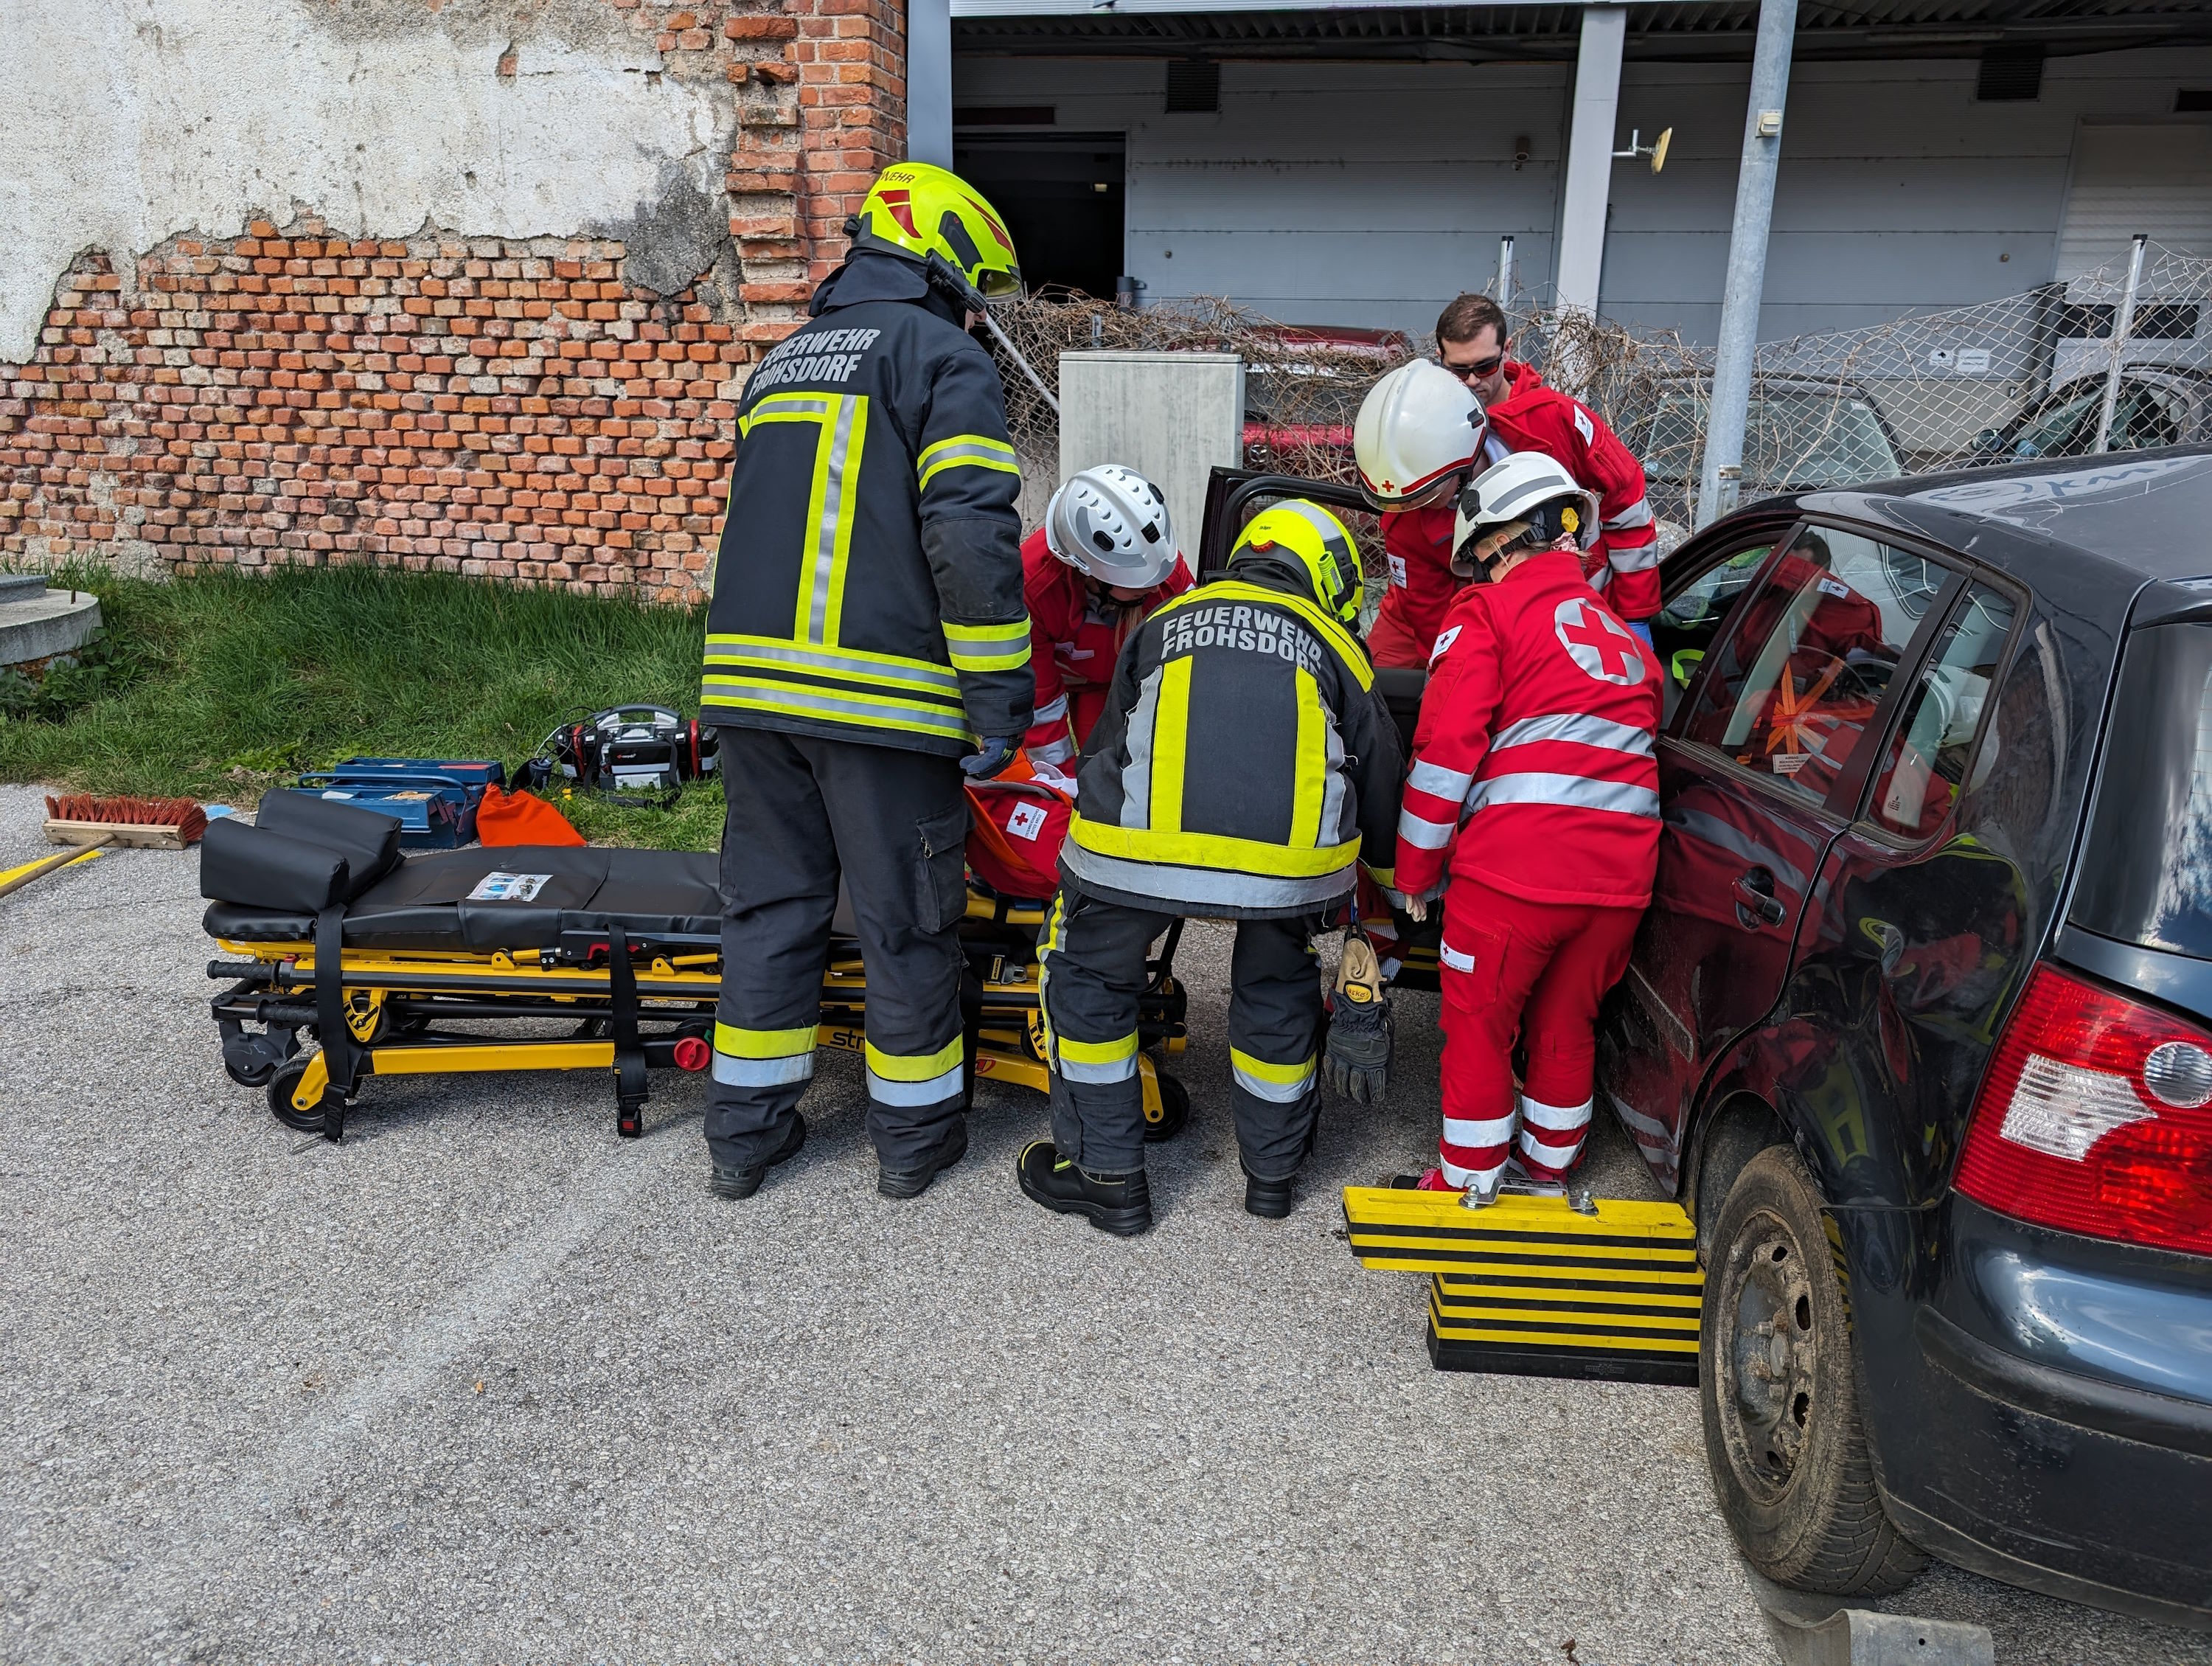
(1440, 352), (1506, 381)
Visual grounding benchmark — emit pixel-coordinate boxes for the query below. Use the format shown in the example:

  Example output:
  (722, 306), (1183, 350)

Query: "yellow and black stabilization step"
(1341, 1187), (1703, 1386)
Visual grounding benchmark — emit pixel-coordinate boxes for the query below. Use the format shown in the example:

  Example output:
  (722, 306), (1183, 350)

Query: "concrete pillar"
(907, 0), (953, 167)
(1554, 4), (1627, 317)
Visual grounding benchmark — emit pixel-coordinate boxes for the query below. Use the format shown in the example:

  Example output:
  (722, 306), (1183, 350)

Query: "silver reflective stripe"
(1491, 712), (1655, 759)
(1441, 1156), (1504, 1190)
(1060, 1055), (1138, 1085)
(1668, 807), (1808, 894)
(1439, 944), (1475, 973)
(1610, 541), (1660, 572)
(1520, 1093), (1593, 1131)
(1118, 665), (1164, 830)
(1233, 1059), (1315, 1104)
(1058, 842), (1354, 912)
(1588, 564), (1613, 590)
(868, 1064), (964, 1106)
(1398, 808), (1455, 849)
(1030, 735), (1076, 766)
(1318, 700), (1348, 845)
(807, 396), (860, 644)
(1609, 1091), (1673, 1149)
(1407, 757), (1475, 799)
(1469, 771), (1660, 819)
(714, 1052), (815, 1087)
(1035, 692), (1069, 724)
(700, 678), (970, 738)
(1604, 498), (1655, 531)
(710, 638), (960, 695)
(1442, 1112), (1515, 1147)
(1519, 1125), (1582, 1165)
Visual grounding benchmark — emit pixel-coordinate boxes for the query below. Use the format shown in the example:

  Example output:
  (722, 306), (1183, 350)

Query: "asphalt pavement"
(1, 782), (2205, 1665)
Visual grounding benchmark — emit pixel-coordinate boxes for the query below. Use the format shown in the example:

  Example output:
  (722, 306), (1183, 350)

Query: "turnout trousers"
(1436, 875), (1642, 1188)
(707, 729), (971, 1172)
(1040, 885), (1326, 1179)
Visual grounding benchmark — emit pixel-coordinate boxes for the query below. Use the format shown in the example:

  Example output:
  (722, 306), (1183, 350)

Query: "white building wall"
(953, 44), (2212, 343)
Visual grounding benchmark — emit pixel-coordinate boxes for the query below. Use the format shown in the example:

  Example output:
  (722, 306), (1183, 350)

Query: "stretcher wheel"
(1143, 1071), (1189, 1142)
(267, 1058), (336, 1134)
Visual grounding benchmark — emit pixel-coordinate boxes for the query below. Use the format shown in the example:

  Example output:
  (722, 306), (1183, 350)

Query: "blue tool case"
(283, 759), (505, 849)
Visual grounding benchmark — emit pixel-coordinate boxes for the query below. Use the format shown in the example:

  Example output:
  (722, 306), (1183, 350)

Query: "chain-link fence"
(986, 240), (2212, 565)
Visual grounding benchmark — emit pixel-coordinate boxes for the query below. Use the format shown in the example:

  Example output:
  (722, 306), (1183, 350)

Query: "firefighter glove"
(1323, 934), (1394, 1104)
(961, 734), (1023, 779)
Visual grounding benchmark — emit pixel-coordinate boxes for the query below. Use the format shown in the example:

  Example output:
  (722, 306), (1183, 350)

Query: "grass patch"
(0, 563), (723, 850)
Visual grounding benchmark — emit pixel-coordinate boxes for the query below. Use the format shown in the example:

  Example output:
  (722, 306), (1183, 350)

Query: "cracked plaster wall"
(0, 0), (735, 363)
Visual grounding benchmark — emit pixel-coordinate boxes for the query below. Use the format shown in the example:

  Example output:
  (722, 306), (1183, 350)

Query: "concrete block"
(0, 575), (48, 605)
(0, 588), (103, 669)
(1058, 351), (1245, 570)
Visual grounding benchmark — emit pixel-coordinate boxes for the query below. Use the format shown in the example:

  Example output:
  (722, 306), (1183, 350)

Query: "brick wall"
(0, 0), (904, 605)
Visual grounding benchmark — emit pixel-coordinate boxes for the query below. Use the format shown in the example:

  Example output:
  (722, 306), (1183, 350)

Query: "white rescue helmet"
(1354, 360), (1489, 512)
(1451, 453), (1601, 575)
(1043, 464), (1180, 591)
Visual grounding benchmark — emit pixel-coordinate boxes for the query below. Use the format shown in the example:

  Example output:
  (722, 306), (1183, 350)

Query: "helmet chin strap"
(925, 254), (1059, 416)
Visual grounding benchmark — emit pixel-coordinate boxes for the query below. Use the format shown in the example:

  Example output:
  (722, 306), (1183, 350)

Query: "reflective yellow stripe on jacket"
(701, 634), (968, 740)
(917, 433), (1019, 492)
(942, 617), (1032, 674)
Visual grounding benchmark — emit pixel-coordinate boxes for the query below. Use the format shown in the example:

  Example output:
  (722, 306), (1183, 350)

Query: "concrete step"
(0, 587), (102, 670)
(0, 574), (49, 605)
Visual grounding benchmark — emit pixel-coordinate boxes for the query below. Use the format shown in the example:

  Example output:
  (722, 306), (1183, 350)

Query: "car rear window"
(2072, 622), (2212, 959)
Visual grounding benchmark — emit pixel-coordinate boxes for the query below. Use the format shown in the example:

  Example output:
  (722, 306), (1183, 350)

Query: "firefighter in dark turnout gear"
(1017, 501), (1404, 1232)
(699, 161), (1033, 1201)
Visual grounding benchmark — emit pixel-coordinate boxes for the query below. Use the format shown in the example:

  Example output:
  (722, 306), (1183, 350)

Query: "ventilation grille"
(1977, 43), (2045, 102)
(1165, 59), (1220, 114)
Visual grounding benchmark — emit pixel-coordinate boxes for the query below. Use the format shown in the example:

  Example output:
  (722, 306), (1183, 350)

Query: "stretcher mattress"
(203, 846), (721, 951)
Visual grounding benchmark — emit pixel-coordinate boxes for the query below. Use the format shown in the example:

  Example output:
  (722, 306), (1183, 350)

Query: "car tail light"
(1955, 964), (2212, 1256)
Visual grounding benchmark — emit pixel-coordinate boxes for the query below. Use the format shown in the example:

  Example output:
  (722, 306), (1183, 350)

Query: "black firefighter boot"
(707, 1112), (807, 1201)
(1017, 1139), (1153, 1236)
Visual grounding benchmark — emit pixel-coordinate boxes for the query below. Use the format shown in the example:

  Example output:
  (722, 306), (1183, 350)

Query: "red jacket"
(1366, 502), (1458, 670)
(1020, 527), (1192, 763)
(1486, 362), (1659, 622)
(1395, 551), (1662, 909)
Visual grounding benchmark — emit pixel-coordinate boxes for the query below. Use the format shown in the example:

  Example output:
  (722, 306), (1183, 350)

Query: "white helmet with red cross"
(1353, 360), (1489, 512)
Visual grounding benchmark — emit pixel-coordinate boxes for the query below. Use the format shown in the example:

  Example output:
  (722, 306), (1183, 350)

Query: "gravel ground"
(1, 782), (2205, 1665)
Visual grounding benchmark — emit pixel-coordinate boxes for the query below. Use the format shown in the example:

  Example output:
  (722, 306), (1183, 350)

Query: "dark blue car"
(1601, 446), (2212, 1628)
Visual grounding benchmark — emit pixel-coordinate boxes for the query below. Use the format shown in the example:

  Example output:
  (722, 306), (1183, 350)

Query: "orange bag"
(964, 754), (1075, 900)
(476, 783), (587, 847)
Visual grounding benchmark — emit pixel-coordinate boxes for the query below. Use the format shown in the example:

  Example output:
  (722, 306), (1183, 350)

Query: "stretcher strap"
(608, 926), (648, 1138)
(316, 904), (352, 1141)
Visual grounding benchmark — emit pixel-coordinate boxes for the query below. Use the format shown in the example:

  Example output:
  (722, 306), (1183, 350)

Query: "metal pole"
(905, 0), (953, 168)
(1496, 235), (1516, 305)
(2091, 233), (2149, 455)
(1695, 0), (1798, 530)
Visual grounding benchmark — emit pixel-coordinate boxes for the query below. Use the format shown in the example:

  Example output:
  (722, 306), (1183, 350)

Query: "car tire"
(1700, 1144), (1927, 1596)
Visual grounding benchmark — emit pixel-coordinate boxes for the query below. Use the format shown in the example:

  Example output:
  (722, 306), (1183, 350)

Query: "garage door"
(2056, 121), (2212, 280)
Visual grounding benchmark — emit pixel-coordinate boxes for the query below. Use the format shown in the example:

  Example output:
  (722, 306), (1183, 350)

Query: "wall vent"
(1976, 44), (2044, 102)
(2178, 88), (2212, 113)
(1165, 60), (1220, 114)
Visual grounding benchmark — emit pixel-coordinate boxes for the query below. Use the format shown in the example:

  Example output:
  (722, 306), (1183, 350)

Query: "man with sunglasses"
(1435, 294), (1659, 632)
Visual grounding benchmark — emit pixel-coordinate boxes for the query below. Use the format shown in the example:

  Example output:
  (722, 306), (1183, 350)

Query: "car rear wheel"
(1701, 1145), (1926, 1595)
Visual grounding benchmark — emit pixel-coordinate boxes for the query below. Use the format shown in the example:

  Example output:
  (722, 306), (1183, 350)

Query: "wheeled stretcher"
(201, 812), (1189, 1143)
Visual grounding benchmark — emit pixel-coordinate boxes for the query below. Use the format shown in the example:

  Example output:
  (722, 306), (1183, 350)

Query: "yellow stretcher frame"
(212, 931), (1187, 1137)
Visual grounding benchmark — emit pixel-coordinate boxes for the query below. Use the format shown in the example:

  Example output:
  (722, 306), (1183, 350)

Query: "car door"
(1770, 576), (2036, 1214)
(1603, 521), (1959, 1190)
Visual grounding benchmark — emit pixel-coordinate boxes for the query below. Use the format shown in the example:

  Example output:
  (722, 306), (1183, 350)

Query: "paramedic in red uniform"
(1354, 360), (1508, 670)
(1020, 465), (1191, 767)
(1439, 294), (1660, 635)
(1393, 453), (1662, 1201)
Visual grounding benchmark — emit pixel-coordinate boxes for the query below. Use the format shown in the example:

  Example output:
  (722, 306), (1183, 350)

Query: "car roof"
(1790, 445), (2212, 582)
